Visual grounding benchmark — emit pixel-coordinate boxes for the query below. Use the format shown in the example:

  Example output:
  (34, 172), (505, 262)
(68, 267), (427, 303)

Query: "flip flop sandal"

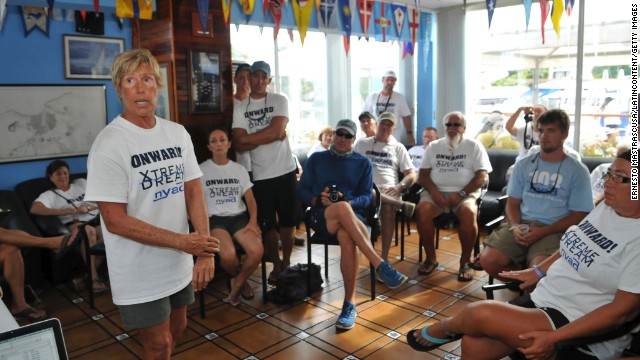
(417, 260), (439, 275)
(457, 263), (474, 282)
(92, 280), (110, 294)
(55, 227), (84, 260)
(468, 255), (484, 271)
(12, 306), (47, 322)
(267, 271), (279, 285)
(407, 323), (462, 352)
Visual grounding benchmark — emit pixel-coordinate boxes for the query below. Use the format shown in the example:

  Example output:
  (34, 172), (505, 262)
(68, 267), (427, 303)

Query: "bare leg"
(279, 226), (294, 269)
(0, 244), (41, 315)
(410, 300), (552, 358)
(379, 203), (396, 261)
(336, 228), (359, 303)
(324, 202), (383, 269)
(231, 229), (263, 300)
(455, 201), (478, 266)
(479, 246), (520, 280)
(139, 313), (180, 360)
(415, 202), (442, 264)
(168, 306), (188, 351)
(0, 227), (60, 250)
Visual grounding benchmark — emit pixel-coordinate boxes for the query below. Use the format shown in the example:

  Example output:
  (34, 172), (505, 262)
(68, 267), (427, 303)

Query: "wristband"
(532, 264), (546, 279)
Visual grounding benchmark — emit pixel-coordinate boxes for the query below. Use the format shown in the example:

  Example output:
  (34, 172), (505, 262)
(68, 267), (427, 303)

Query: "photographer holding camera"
(505, 105), (547, 161)
(298, 119), (408, 331)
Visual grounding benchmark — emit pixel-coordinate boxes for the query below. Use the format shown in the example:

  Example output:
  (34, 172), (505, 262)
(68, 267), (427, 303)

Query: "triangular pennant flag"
(116, 0), (153, 20)
(391, 4), (405, 38)
(317, 0), (338, 32)
(112, 13), (124, 28)
(408, 7), (419, 48)
(221, 0), (231, 27)
(264, 0), (270, 15)
(47, 0), (54, 16)
(357, 0), (373, 39)
(197, 0), (209, 35)
(565, 0), (574, 16)
(539, 0), (550, 44)
(338, 0), (353, 39)
(0, 0), (7, 32)
(551, 0), (563, 38)
(267, 0), (284, 39)
(343, 34), (350, 55)
(485, 0), (496, 28)
(291, 0), (314, 45)
(287, 28), (294, 42)
(374, 2), (391, 42)
(522, 0), (532, 31)
(239, 0), (255, 23)
(402, 40), (412, 59)
(94, 0), (99, 12)
(21, 6), (49, 36)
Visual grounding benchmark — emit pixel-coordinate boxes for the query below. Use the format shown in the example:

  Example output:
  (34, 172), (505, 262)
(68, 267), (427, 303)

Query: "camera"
(328, 185), (342, 203)
(524, 112), (534, 123)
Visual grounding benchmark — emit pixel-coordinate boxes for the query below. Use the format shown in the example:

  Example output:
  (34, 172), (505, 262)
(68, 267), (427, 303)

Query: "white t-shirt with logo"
(199, 159), (252, 217)
(407, 145), (426, 171)
(233, 97), (252, 172)
(85, 116), (202, 306)
(34, 178), (98, 224)
(232, 93), (295, 181)
(354, 135), (413, 188)
(420, 138), (493, 192)
(362, 90), (412, 144)
(531, 203), (640, 360)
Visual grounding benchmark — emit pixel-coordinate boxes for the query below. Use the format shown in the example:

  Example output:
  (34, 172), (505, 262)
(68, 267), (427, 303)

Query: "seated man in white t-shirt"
(590, 143), (630, 205)
(407, 127), (438, 171)
(415, 111), (492, 282)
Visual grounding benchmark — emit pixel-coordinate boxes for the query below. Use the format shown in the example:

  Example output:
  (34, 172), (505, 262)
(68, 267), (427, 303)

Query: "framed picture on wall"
(189, 50), (221, 114)
(0, 85), (107, 164)
(63, 35), (124, 79)
(156, 62), (176, 121)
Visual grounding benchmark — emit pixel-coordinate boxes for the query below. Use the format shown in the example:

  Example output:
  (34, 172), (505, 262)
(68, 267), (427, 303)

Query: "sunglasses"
(601, 172), (631, 184)
(445, 123), (463, 127)
(334, 131), (354, 139)
(530, 154), (565, 194)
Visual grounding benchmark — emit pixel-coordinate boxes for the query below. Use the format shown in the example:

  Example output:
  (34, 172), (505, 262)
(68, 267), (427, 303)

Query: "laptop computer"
(0, 318), (69, 359)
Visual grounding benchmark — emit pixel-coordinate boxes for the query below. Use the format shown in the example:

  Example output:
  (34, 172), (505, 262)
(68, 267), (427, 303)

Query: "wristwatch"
(458, 190), (467, 198)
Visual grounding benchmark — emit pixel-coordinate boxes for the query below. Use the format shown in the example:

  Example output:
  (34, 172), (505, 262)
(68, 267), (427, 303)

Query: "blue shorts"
(307, 207), (366, 238)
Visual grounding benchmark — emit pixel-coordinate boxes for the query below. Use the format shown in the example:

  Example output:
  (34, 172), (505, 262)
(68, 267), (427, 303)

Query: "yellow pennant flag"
(239, 0), (255, 22)
(291, 0), (314, 45)
(116, 0), (153, 20)
(551, 0), (563, 38)
(221, 0), (231, 27)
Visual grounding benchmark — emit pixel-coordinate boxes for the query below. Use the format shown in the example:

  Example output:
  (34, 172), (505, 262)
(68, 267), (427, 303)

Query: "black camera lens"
(524, 112), (534, 122)
(328, 185), (341, 203)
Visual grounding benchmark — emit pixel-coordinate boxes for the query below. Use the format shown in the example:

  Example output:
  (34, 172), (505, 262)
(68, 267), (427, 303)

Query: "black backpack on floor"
(267, 263), (323, 304)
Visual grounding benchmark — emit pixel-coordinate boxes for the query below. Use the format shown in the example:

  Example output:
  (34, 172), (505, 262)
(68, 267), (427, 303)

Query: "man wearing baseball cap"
(355, 112), (417, 263)
(234, 63), (252, 174)
(298, 118), (408, 330)
(362, 70), (414, 146)
(232, 60), (297, 284)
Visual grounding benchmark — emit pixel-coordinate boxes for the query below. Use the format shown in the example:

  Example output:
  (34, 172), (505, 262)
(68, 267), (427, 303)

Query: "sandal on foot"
(92, 280), (109, 294)
(55, 227), (84, 260)
(407, 322), (462, 352)
(467, 255), (483, 271)
(457, 263), (474, 282)
(240, 282), (254, 300)
(227, 294), (241, 307)
(267, 271), (279, 285)
(417, 260), (438, 275)
(12, 306), (47, 322)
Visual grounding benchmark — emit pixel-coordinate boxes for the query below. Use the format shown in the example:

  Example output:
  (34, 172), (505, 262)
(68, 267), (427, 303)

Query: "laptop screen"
(0, 318), (68, 360)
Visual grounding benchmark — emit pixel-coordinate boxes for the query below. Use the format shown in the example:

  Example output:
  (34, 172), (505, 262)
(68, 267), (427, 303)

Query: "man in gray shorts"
(415, 111), (492, 282)
(478, 109), (593, 283)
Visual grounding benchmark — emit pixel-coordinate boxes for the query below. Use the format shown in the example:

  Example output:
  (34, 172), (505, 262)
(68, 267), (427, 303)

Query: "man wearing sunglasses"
(478, 109), (593, 287)
(415, 111), (492, 281)
(354, 112), (417, 263)
(298, 119), (408, 330)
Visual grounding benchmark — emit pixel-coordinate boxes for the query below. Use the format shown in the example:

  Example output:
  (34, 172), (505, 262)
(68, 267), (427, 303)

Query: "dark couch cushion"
(582, 156), (613, 173)
(486, 149), (518, 193)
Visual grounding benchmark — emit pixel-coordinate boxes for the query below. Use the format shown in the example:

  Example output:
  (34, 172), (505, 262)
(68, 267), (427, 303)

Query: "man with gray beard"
(414, 112), (492, 281)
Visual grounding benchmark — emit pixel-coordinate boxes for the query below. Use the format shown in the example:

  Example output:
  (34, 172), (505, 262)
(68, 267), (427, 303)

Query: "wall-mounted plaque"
(189, 51), (221, 114)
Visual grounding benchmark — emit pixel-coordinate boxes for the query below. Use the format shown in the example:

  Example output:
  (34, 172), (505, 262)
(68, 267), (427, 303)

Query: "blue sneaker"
(335, 300), (357, 330)
(376, 261), (408, 289)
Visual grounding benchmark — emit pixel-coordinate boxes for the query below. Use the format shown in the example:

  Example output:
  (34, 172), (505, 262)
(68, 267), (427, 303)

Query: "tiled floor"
(15, 223), (506, 359)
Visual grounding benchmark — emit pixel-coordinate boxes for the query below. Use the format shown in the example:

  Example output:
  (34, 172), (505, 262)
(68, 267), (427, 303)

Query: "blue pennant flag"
(486, 0), (496, 28)
(197, 0), (209, 35)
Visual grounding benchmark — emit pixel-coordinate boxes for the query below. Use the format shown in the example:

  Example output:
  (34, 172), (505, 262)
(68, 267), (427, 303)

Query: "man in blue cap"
(232, 61), (297, 284)
(298, 119), (408, 330)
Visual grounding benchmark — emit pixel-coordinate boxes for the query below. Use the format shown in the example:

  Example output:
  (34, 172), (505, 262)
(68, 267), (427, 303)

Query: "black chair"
(555, 316), (640, 358)
(79, 216), (107, 309)
(305, 184), (382, 300)
(394, 184), (422, 261)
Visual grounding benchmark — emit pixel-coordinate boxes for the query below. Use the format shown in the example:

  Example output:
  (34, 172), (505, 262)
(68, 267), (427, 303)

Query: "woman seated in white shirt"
(200, 128), (264, 306)
(30, 159), (108, 293)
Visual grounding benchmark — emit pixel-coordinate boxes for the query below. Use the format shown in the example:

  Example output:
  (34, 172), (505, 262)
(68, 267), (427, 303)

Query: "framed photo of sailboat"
(63, 35), (124, 80)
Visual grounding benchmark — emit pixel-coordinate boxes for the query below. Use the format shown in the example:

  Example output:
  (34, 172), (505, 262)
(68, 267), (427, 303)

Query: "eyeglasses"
(601, 172), (632, 184)
(445, 123), (463, 127)
(530, 154), (565, 194)
(334, 131), (354, 139)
